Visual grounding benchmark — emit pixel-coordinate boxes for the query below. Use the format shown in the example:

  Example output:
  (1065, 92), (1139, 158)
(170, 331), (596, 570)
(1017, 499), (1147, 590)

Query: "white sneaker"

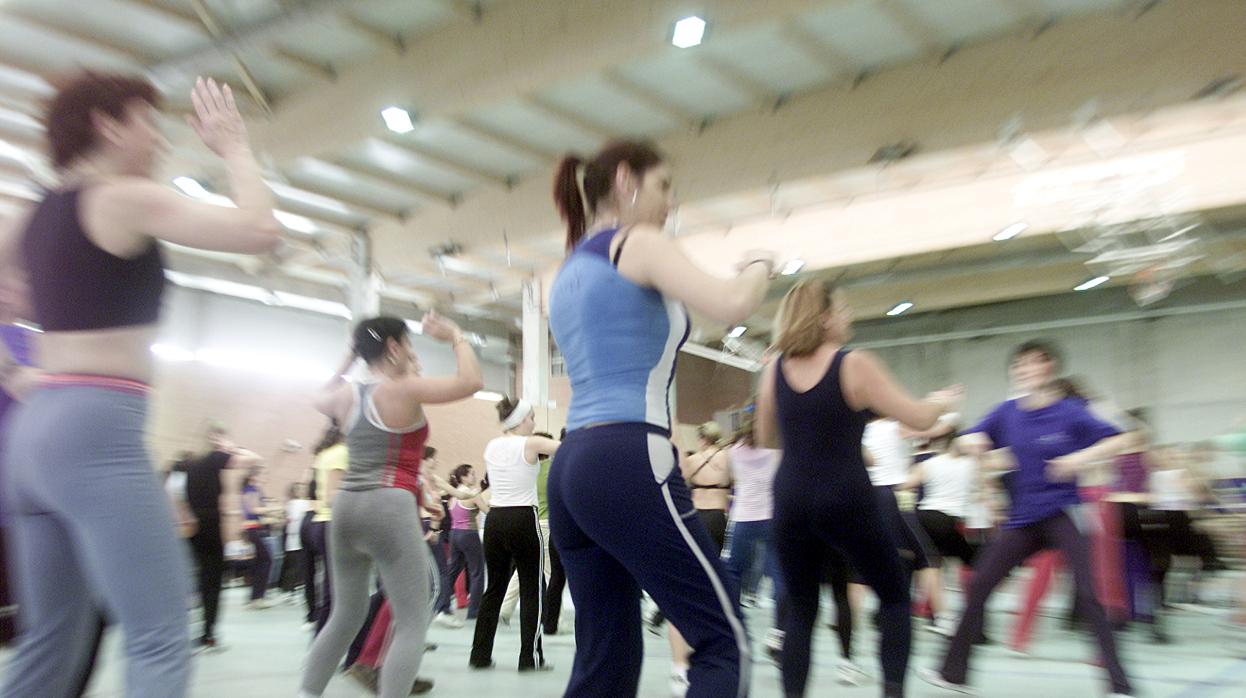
(669, 668), (689, 698)
(917, 667), (977, 695)
(434, 612), (464, 629)
(835, 660), (868, 686)
(928, 614), (956, 637)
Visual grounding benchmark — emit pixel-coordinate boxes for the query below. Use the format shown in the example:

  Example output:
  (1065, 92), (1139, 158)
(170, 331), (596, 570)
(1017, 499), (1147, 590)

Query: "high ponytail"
(552, 141), (665, 254)
(554, 155), (587, 251)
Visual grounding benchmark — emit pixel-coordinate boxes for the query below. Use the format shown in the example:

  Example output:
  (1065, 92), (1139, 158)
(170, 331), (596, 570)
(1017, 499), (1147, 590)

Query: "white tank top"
(484, 434), (538, 507)
(918, 454), (975, 518)
(728, 444), (779, 523)
(864, 419), (910, 487)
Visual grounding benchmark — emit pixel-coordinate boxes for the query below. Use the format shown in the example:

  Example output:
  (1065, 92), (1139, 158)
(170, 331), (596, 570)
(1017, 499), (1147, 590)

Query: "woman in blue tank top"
(755, 280), (961, 698)
(546, 140), (776, 698)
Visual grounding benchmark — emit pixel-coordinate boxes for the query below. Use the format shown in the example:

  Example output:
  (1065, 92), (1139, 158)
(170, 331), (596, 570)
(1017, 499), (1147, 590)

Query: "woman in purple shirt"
(921, 340), (1136, 697)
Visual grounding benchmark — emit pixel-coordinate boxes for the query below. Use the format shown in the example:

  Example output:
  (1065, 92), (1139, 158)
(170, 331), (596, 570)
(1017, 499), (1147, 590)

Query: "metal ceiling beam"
(121, 0), (204, 29)
(4, 10), (155, 65)
(782, 24), (861, 77)
(697, 55), (782, 104)
(600, 70), (701, 124)
(380, 134), (512, 187)
(280, 173), (411, 223)
(340, 14), (406, 53)
(525, 96), (619, 140)
(327, 158), (459, 208)
(270, 48), (337, 82)
(453, 118), (562, 161)
(188, 0), (274, 116)
(876, 0), (946, 56)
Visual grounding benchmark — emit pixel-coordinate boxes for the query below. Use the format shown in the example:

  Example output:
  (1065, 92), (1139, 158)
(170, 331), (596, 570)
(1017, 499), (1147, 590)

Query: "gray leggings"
(0, 384), (191, 698)
(301, 487), (433, 698)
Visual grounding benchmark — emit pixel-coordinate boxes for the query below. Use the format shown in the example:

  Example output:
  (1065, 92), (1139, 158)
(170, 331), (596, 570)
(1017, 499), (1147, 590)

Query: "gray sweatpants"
(0, 384), (191, 698)
(301, 487), (433, 698)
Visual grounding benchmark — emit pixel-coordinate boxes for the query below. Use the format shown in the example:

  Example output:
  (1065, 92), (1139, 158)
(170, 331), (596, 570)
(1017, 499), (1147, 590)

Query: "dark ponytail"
(553, 140), (665, 253)
(554, 155), (586, 251)
(352, 315), (409, 364)
(496, 395), (519, 423)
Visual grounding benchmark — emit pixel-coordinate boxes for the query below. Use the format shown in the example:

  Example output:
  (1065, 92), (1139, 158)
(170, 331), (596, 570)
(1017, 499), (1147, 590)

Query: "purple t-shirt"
(969, 397), (1120, 528)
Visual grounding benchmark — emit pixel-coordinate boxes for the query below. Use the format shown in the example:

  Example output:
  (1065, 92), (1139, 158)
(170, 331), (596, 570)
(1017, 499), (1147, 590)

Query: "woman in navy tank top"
(755, 280), (961, 698)
(0, 73), (281, 698)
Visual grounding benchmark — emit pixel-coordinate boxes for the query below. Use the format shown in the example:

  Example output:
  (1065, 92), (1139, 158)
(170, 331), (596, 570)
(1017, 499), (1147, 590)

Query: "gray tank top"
(340, 381), (430, 497)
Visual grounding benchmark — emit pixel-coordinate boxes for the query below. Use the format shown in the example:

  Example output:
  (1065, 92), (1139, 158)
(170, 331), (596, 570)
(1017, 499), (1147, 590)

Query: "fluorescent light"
(150, 343), (195, 362)
(272, 291), (351, 319)
(993, 222), (1028, 242)
(727, 325), (747, 338)
(474, 391), (504, 402)
(886, 301), (914, 316)
(273, 210), (318, 234)
(381, 106), (414, 134)
(672, 16), (707, 48)
(173, 176), (208, 198)
(1074, 275), (1110, 291)
(781, 259), (806, 276)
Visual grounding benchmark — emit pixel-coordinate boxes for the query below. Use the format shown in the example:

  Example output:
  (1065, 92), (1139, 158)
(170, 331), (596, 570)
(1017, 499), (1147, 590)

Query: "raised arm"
(524, 436), (561, 464)
(393, 312), (484, 405)
(614, 226), (774, 326)
(428, 471), (480, 501)
(314, 352), (357, 419)
(842, 350), (961, 431)
(96, 79), (282, 255)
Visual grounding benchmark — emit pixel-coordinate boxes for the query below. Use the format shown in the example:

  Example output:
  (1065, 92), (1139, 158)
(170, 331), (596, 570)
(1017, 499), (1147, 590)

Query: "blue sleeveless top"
(549, 228), (690, 432)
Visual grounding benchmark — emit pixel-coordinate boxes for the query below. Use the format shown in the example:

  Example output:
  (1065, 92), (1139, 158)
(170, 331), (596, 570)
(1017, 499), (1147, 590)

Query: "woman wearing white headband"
(469, 396), (561, 672)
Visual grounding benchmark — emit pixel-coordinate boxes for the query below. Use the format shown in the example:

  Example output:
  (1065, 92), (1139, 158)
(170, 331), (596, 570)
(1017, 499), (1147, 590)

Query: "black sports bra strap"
(611, 226), (635, 268)
(688, 446), (728, 487)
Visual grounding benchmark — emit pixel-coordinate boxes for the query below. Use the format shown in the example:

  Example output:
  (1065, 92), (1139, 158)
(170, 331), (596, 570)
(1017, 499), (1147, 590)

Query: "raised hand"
(421, 310), (463, 343)
(187, 77), (248, 157)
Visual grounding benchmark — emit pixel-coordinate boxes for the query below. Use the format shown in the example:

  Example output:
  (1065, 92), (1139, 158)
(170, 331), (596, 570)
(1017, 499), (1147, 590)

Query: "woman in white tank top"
(469, 397), (560, 672)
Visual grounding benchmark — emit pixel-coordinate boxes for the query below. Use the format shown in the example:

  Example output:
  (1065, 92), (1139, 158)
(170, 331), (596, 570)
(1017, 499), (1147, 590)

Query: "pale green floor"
(4, 579), (1246, 697)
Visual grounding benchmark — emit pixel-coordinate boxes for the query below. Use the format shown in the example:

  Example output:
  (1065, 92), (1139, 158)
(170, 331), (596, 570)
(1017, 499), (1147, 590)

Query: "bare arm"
(1050, 433), (1144, 480)
(615, 226), (773, 326)
(843, 351), (959, 431)
(755, 360), (781, 449)
(524, 436), (561, 464)
(323, 468), (345, 508)
(394, 312), (483, 405)
(100, 79), (281, 254)
(898, 461), (927, 491)
(428, 472), (480, 501)
(315, 352), (357, 419)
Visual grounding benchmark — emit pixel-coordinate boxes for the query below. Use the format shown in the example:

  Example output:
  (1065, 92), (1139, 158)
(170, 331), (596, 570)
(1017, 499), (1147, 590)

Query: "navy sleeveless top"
(21, 188), (165, 331)
(773, 349), (874, 496)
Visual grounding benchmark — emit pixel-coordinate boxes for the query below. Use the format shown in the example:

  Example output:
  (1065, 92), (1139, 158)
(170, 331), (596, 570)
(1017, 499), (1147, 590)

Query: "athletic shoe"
(835, 660), (868, 686)
(917, 667), (977, 695)
(765, 628), (784, 666)
(927, 614), (955, 637)
(247, 599), (272, 610)
(301, 621), (315, 632)
(434, 612), (464, 629)
(192, 636), (224, 654)
(669, 668), (689, 698)
(410, 678), (434, 695)
(519, 663), (555, 673)
(469, 660), (495, 670)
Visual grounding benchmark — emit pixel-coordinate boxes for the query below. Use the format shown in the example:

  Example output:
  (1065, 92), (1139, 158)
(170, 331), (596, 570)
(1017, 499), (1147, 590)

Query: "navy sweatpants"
(548, 424), (751, 698)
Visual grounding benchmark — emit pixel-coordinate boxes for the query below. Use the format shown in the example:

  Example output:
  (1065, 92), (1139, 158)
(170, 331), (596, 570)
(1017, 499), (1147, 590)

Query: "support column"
(521, 277), (549, 410)
(348, 230), (381, 319)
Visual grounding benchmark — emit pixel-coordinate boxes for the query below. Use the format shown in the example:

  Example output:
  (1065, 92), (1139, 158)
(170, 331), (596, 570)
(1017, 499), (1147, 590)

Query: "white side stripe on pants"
(661, 484), (752, 698)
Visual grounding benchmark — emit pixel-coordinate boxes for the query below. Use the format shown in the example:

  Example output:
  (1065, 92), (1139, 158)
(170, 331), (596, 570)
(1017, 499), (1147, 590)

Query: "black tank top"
(21, 187), (165, 331)
(774, 348), (874, 497)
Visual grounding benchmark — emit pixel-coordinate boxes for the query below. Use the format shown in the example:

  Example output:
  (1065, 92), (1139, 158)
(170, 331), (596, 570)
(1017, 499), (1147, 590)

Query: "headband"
(501, 399), (533, 431)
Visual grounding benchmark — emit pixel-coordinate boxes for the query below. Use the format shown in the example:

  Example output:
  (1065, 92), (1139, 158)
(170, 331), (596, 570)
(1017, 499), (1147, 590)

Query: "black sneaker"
(519, 663), (555, 673)
(193, 636), (222, 654)
(469, 660), (495, 670)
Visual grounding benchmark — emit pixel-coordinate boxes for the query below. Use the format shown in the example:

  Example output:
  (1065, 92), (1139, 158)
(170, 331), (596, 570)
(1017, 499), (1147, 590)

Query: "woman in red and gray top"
(301, 313), (482, 698)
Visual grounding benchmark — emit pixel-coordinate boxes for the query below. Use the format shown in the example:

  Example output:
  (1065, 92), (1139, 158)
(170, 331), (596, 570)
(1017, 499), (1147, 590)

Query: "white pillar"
(521, 277), (549, 407)
(348, 231), (380, 319)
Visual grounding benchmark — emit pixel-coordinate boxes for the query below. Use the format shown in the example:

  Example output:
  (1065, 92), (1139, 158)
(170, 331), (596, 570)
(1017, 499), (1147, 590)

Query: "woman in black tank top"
(755, 280), (960, 698)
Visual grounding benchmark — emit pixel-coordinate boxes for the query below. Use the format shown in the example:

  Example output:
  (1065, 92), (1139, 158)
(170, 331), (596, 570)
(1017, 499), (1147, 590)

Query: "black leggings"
(915, 509), (977, 568)
(776, 547), (854, 661)
(543, 532), (566, 634)
(775, 493), (910, 697)
(940, 511), (1131, 694)
(697, 508), (728, 553)
(188, 515), (225, 640)
(244, 526), (272, 601)
(471, 506), (545, 670)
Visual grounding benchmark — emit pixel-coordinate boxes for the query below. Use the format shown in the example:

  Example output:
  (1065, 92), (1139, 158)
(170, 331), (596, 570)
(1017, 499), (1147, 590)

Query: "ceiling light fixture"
(781, 259), (806, 276)
(381, 106), (415, 134)
(672, 16), (707, 48)
(993, 222), (1028, 242)
(727, 325), (747, 338)
(886, 301), (914, 316)
(1074, 275), (1110, 291)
